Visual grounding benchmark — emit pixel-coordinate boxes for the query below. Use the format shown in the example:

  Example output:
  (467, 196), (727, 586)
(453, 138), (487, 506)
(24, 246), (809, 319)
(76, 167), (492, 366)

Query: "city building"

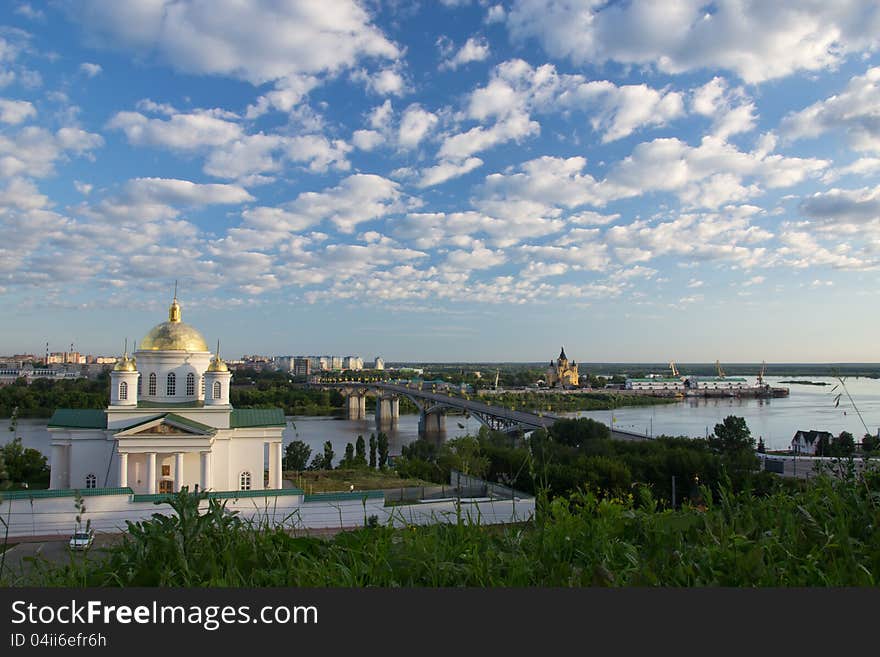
(343, 356), (364, 370)
(374, 356), (385, 370)
(46, 294), (285, 494)
(686, 376), (749, 391)
(626, 378), (685, 392)
(546, 347), (579, 388)
(293, 357), (311, 376)
(791, 430), (834, 455)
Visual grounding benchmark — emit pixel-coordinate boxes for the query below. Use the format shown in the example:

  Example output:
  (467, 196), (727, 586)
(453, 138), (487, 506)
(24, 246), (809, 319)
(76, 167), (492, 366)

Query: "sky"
(1, 1), (880, 363)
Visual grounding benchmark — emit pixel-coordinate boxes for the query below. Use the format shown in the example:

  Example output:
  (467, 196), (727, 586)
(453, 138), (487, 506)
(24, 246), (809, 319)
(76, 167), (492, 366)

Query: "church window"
(119, 381), (128, 400)
(159, 480), (173, 494)
(148, 373), (157, 396)
(167, 372), (176, 396)
(161, 464), (171, 477)
(137, 376), (141, 396)
(213, 381), (221, 400)
(239, 471), (252, 491)
(200, 377), (205, 397)
(186, 372), (195, 396)
(85, 473), (97, 489)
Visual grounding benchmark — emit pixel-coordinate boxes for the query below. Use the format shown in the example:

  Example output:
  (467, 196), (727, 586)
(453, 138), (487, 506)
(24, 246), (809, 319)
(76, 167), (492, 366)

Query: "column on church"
(146, 452), (157, 494)
(199, 451), (212, 491)
(119, 452), (128, 488)
(174, 452), (184, 492)
(270, 441), (283, 490)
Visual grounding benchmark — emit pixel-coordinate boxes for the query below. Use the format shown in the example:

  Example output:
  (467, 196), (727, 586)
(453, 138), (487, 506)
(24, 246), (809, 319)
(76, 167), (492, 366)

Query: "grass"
(285, 468), (435, 494)
(4, 462), (880, 587)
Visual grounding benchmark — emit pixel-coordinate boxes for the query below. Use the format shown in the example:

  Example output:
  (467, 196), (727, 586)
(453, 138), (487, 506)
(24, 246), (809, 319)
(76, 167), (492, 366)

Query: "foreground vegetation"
(4, 464), (878, 586)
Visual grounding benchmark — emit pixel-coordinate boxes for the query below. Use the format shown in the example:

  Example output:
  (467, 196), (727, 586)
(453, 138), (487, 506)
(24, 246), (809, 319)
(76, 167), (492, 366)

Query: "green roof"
(230, 408), (286, 428)
(0, 487), (132, 500)
(48, 408), (106, 429)
(132, 487), (304, 503)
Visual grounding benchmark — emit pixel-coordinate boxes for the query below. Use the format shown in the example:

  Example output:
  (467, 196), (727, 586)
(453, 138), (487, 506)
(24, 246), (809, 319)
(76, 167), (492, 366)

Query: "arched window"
(148, 372), (157, 396)
(239, 471), (251, 491)
(186, 372), (195, 396)
(167, 372), (176, 396)
(200, 377), (205, 398)
(119, 381), (128, 400)
(213, 381), (221, 400)
(85, 473), (97, 489)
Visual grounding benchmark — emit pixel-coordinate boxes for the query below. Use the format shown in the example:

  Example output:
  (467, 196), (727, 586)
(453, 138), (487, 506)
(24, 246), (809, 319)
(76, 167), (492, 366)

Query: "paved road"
(1, 532), (121, 582)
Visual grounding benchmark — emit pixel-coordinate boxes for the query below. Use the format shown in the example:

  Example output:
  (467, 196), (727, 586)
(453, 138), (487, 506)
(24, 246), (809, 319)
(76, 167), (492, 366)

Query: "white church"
(47, 295), (285, 495)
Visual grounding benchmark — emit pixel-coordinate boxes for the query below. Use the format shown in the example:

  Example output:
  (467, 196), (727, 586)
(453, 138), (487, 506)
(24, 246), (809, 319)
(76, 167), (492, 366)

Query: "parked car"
(69, 528), (94, 551)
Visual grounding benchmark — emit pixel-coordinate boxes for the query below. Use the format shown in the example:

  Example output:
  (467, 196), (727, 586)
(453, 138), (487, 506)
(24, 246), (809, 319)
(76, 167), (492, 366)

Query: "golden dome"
(207, 356), (228, 373)
(140, 297), (209, 352)
(113, 356), (136, 372)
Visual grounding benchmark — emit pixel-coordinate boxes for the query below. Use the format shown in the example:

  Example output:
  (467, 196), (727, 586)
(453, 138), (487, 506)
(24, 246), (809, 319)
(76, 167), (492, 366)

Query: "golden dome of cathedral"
(140, 297), (209, 352)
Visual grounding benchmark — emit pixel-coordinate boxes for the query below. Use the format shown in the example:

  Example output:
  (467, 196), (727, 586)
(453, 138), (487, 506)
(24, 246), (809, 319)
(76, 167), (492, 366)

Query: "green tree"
(369, 434), (377, 469)
(1, 436), (49, 487)
(0, 450), (9, 489)
(283, 440), (311, 471)
(355, 435), (367, 467)
(862, 433), (879, 452)
(341, 442), (355, 468)
(831, 431), (855, 458)
(377, 432), (389, 469)
(710, 416), (755, 454)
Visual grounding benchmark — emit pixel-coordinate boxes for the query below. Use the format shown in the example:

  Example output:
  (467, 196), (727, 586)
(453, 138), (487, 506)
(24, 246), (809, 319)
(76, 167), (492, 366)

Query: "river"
(1, 376), (878, 461)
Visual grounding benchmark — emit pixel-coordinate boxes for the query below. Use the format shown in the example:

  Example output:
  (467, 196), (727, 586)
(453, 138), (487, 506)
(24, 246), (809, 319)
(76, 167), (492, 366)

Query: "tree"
(757, 437), (766, 454)
(369, 434), (377, 468)
(830, 431), (855, 458)
(0, 450), (9, 489)
(377, 432), (389, 468)
(1, 436), (49, 487)
(355, 435), (367, 467)
(341, 442), (355, 468)
(710, 416), (754, 455)
(283, 440), (311, 471)
(862, 433), (879, 453)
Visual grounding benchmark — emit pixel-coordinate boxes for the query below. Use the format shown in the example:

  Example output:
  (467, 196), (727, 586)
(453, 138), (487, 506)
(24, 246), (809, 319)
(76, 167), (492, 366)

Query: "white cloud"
(485, 5), (506, 24)
(122, 178), (254, 206)
(799, 185), (880, 225)
(0, 98), (35, 124)
(108, 108), (242, 150)
(0, 126), (103, 178)
(691, 77), (756, 139)
(781, 67), (880, 154)
(285, 135), (352, 173)
(417, 157), (484, 188)
(74, 0), (399, 85)
(79, 62), (102, 77)
(351, 129), (384, 151)
(505, 0), (880, 83)
(398, 104), (438, 149)
(441, 37), (490, 70)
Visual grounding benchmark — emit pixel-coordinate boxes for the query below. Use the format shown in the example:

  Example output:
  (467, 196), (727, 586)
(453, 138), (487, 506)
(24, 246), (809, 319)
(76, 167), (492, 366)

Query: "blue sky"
(1, 1), (880, 362)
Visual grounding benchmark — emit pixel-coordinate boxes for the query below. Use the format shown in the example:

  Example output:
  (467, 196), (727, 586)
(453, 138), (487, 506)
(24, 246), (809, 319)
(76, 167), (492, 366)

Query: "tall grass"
(5, 464), (879, 587)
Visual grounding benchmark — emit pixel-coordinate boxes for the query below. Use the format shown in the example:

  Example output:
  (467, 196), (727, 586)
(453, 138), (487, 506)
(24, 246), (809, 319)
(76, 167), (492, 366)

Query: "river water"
(2, 376), (878, 461)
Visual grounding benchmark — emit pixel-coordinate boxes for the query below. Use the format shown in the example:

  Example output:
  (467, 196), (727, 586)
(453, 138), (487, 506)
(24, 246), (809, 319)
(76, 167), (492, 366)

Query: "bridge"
(315, 381), (560, 436)
(313, 381), (652, 442)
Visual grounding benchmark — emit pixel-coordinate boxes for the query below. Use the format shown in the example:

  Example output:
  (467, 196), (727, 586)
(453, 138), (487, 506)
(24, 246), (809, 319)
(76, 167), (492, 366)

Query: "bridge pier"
(419, 409), (446, 436)
(375, 395), (398, 427)
(346, 392), (367, 420)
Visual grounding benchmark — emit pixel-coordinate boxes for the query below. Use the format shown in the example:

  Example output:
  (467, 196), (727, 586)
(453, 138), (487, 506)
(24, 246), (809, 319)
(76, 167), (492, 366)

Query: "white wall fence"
(0, 483), (535, 539)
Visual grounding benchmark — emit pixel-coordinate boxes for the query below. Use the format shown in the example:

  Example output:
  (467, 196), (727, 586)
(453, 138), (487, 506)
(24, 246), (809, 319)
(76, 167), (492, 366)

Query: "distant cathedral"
(547, 347), (579, 388)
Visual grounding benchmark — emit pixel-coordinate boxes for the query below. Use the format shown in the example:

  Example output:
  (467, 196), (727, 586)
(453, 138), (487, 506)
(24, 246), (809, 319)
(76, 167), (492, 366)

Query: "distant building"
(275, 356), (294, 372)
(343, 356), (363, 370)
(546, 347), (579, 388)
(293, 357), (311, 377)
(626, 377), (685, 392)
(791, 430), (834, 455)
(373, 356), (385, 370)
(686, 376), (749, 391)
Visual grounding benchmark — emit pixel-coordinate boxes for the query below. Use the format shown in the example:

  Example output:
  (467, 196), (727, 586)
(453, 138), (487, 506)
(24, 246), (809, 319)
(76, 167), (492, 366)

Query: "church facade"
(47, 296), (285, 495)
(546, 347), (579, 388)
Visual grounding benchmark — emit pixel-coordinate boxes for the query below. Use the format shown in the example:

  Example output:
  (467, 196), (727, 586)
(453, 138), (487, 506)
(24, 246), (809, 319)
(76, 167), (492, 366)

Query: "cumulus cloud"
(781, 67), (880, 154)
(505, 0), (880, 83)
(79, 62), (102, 77)
(0, 125), (103, 178)
(440, 36), (490, 70)
(691, 77), (757, 139)
(0, 98), (35, 124)
(398, 104), (438, 149)
(107, 108), (242, 150)
(72, 0), (399, 85)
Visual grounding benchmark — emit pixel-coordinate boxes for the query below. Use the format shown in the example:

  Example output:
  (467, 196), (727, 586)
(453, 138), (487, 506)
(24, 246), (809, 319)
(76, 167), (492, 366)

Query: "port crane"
(757, 360), (766, 387)
(669, 361), (679, 377)
(715, 360), (726, 378)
